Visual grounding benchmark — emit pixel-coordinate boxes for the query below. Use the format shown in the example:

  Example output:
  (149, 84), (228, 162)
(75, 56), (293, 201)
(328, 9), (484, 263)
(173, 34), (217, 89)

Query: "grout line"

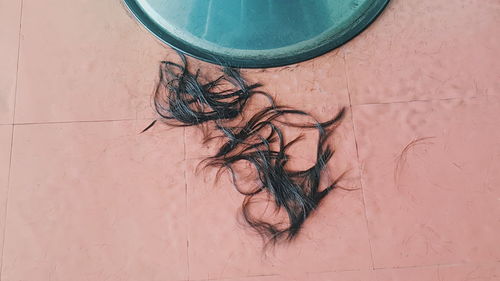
(0, 0), (23, 277)
(354, 96), (481, 107)
(183, 127), (190, 281)
(186, 261), (500, 281)
(373, 260), (500, 271)
(10, 0), (23, 127)
(189, 274), (278, 281)
(13, 117), (144, 126)
(342, 49), (376, 270)
(0, 127), (15, 280)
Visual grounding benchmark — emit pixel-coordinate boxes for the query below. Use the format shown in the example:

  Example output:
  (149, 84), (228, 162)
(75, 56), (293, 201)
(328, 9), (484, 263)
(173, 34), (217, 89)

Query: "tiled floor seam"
(183, 127), (191, 281)
(189, 274), (278, 281)
(372, 260), (500, 271)
(342, 49), (376, 270)
(0, 126), (14, 280)
(0, 0), (23, 277)
(13, 117), (154, 126)
(186, 261), (500, 281)
(9, 0), (23, 126)
(354, 95), (485, 107)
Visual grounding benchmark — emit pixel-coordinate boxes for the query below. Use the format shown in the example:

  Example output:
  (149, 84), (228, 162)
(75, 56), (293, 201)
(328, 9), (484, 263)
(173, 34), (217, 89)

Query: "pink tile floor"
(0, 0), (499, 280)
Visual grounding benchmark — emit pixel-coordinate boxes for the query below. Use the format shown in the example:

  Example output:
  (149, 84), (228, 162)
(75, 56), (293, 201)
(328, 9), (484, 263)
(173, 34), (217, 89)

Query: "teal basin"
(124, 0), (390, 68)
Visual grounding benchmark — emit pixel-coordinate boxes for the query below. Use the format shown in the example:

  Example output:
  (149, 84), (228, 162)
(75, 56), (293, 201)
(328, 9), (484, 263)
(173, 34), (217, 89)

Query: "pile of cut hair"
(144, 53), (346, 247)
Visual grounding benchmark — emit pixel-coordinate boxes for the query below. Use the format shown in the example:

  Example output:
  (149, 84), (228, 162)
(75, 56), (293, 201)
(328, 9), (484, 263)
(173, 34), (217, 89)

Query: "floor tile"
(345, 0), (500, 105)
(0, 125), (13, 266)
(0, 0), (22, 124)
(2, 120), (188, 281)
(245, 49), (350, 109)
(14, 0), (173, 124)
(374, 262), (500, 281)
(353, 96), (500, 268)
(182, 105), (372, 280)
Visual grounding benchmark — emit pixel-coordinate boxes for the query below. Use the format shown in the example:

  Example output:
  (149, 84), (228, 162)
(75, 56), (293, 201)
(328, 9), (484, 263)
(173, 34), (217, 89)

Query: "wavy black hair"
(149, 54), (272, 128)
(145, 53), (346, 246)
(207, 106), (345, 245)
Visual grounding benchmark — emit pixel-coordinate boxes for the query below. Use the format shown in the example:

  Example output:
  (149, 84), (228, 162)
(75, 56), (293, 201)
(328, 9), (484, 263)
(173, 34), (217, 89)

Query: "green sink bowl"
(124, 0), (390, 68)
